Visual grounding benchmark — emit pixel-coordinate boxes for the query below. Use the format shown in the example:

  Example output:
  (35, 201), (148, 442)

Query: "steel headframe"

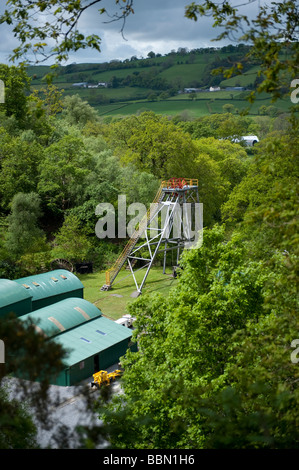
(101, 178), (200, 294)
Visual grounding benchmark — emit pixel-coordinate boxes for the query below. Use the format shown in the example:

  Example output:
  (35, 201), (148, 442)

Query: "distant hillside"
(26, 45), (291, 118)
(27, 45), (257, 94)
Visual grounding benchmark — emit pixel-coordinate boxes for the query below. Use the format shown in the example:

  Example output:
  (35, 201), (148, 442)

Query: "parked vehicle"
(114, 314), (135, 328)
(241, 135), (259, 146)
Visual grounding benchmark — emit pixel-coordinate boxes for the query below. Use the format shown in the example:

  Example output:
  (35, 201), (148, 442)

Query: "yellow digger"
(91, 369), (122, 389)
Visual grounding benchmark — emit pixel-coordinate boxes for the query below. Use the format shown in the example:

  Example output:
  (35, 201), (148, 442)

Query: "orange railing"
(162, 178), (198, 189)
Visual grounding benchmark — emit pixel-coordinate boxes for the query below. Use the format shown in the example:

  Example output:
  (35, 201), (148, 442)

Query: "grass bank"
(77, 266), (177, 320)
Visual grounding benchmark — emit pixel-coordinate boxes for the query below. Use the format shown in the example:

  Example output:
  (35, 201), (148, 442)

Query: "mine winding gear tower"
(101, 178), (201, 295)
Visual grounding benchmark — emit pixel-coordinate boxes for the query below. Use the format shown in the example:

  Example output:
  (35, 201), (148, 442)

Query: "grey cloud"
(73, 0), (226, 62)
(0, 0), (258, 65)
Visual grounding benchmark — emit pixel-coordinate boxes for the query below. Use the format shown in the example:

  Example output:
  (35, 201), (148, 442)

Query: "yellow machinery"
(91, 369), (122, 388)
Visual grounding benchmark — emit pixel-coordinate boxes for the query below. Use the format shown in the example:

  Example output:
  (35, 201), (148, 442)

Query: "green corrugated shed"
(55, 315), (132, 366)
(52, 315), (133, 386)
(20, 298), (102, 338)
(14, 269), (84, 310)
(0, 279), (32, 318)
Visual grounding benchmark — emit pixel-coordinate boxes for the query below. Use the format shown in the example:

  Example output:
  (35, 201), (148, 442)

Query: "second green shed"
(19, 297), (102, 338)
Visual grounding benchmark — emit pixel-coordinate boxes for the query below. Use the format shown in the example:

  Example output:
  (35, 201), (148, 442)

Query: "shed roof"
(14, 270), (84, 302)
(53, 315), (132, 366)
(20, 298), (102, 338)
(0, 279), (33, 308)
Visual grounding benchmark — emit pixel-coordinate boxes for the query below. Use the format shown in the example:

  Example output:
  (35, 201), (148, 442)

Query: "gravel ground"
(2, 363), (121, 449)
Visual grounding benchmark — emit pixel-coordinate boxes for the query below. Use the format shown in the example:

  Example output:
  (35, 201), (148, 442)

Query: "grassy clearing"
(77, 266), (177, 320)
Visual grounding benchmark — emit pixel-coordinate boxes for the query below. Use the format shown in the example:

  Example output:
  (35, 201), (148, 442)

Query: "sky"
(0, 0), (260, 65)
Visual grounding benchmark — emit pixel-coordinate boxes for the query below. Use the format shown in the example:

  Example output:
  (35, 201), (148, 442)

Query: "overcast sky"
(0, 0), (260, 65)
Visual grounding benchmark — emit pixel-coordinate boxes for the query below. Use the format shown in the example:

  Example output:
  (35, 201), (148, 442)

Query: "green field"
(219, 65), (261, 88)
(77, 266), (177, 320)
(160, 62), (208, 85)
(207, 95), (291, 115)
(95, 99), (211, 117)
(170, 90), (246, 99)
(94, 94), (291, 118)
(90, 66), (159, 83)
(66, 86), (152, 101)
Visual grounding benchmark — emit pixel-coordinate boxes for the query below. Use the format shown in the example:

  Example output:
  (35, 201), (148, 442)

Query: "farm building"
(19, 297), (134, 386)
(0, 278), (32, 318)
(14, 269), (84, 311)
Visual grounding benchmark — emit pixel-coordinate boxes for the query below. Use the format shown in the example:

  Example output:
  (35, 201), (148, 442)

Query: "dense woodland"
(0, 58), (298, 449)
(0, 61), (285, 279)
(0, 0), (297, 451)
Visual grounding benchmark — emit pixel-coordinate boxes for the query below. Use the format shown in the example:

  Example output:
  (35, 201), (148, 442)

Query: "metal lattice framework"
(101, 178), (200, 295)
